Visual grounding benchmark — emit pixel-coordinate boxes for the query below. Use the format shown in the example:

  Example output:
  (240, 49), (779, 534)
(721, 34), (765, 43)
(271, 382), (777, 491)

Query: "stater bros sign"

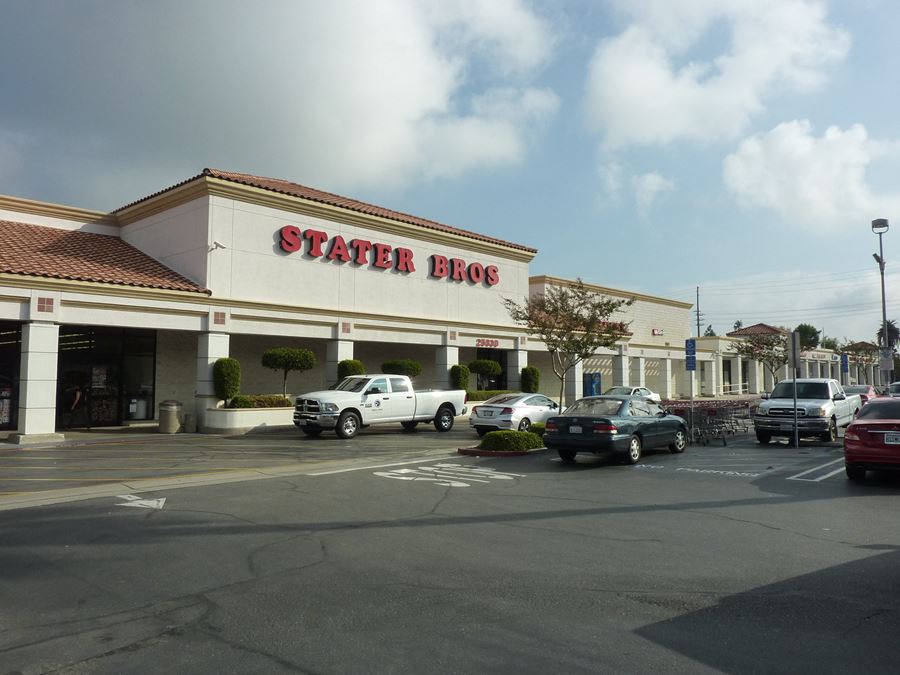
(278, 225), (500, 286)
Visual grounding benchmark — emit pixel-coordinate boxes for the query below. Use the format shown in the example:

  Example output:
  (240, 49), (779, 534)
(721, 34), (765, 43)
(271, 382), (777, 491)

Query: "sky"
(2, 0), (900, 344)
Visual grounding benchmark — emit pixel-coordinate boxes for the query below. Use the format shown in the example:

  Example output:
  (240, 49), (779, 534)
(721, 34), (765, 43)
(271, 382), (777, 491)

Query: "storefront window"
(0, 322), (21, 431)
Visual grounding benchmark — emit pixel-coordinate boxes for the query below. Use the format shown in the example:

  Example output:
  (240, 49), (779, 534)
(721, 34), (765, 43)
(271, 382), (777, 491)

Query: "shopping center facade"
(0, 169), (881, 442)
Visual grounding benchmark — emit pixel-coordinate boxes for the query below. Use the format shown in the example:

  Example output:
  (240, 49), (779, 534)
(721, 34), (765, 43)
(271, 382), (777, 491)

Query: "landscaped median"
(458, 426), (546, 457)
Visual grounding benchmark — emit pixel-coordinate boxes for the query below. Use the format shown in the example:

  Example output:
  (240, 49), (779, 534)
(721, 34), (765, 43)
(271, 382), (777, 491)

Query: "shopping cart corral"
(665, 402), (754, 446)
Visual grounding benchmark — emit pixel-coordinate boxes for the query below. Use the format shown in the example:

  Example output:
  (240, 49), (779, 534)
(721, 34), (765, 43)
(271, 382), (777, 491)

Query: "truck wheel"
(434, 406), (454, 432)
(301, 427), (323, 437)
(336, 411), (361, 439)
(756, 431), (771, 445)
(401, 421), (419, 431)
(820, 418), (837, 443)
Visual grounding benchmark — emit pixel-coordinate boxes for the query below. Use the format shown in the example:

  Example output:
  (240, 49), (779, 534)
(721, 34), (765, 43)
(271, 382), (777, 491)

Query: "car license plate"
(297, 418), (307, 426)
(886, 433), (900, 444)
(569, 425), (582, 433)
(482, 411), (494, 417)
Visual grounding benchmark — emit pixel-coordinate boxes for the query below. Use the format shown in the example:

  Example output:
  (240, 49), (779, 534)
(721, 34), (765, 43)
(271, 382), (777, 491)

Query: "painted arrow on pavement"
(116, 494), (167, 510)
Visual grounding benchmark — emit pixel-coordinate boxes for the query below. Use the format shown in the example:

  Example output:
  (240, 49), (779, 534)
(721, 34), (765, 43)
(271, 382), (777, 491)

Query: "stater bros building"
(0, 169), (882, 442)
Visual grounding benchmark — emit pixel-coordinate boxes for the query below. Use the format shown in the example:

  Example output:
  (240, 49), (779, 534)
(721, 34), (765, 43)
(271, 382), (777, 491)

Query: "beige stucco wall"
(155, 330), (197, 416)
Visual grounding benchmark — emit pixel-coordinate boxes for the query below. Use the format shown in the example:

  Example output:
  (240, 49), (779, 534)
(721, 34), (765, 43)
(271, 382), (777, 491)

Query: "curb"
(457, 446), (547, 457)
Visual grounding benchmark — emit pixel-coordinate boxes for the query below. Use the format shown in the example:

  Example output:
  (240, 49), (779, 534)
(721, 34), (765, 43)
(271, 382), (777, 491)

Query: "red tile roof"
(726, 322), (787, 337)
(0, 220), (208, 294)
(115, 168), (538, 254)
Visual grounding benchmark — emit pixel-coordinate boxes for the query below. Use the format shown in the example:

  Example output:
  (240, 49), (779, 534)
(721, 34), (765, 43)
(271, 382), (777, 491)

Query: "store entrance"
(0, 321), (21, 431)
(57, 327), (156, 429)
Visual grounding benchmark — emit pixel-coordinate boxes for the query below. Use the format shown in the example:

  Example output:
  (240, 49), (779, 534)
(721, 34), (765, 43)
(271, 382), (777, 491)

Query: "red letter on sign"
(395, 247), (415, 273)
(350, 239), (373, 265)
(467, 262), (485, 284)
(304, 229), (328, 257)
(430, 254), (448, 278)
(279, 225), (302, 253)
(327, 235), (352, 262)
(485, 265), (500, 286)
(373, 243), (393, 269)
(450, 258), (468, 282)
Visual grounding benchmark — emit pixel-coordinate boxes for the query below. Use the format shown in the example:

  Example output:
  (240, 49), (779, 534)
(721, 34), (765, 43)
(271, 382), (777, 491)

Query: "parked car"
(754, 378), (861, 443)
(843, 384), (878, 405)
(888, 382), (900, 398)
(602, 386), (661, 403)
(469, 393), (559, 435)
(843, 397), (900, 481)
(543, 395), (688, 464)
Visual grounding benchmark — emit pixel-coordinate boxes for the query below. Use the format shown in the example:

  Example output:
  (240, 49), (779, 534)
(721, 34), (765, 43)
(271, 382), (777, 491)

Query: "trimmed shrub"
(479, 430), (544, 451)
(213, 357), (241, 402)
(468, 359), (502, 389)
(521, 366), (540, 393)
(530, 422), (545, 437)
(337, 359), (366, 380)
(262, 347), (316, 398)
(229, 394), (292, 409)
(381, 359), (422, 378)
(449, 364), (470, 390)
(466, 389), (515, 401)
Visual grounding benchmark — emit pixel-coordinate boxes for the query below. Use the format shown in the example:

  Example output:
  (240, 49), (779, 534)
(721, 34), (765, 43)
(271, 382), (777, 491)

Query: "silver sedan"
(469, 393), (560, 435)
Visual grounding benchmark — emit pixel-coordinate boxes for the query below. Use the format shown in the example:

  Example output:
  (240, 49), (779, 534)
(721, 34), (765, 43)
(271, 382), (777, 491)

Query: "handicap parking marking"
(633, 464), (766, 478)
(785, 457), (846, 482)
(374, 463), (525, 488)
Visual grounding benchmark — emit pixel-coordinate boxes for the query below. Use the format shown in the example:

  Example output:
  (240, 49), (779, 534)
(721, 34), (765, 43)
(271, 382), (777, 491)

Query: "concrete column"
(435, 346), (459, 390)
(763, 367), (775, 391)
(701, 359), (717, 397)
(800, 359), (810, 378)
(714, 353), (724, 396)
(564, 360), (583, 406)
(612, 354), (630, 387)
(747, 360), (761, 395)
(506, 349), (528, 391)
(632, 357), (646, 387)
(659, 358), (673, 400)
(11, 322), (62, 444)
(326, 339), (354, 387)
(730, 356), (743, 395)
(196, 332), (230, 432)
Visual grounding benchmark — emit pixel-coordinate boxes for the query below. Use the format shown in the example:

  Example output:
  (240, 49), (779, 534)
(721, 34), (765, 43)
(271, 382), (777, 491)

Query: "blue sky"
(2, 0), (899, 343)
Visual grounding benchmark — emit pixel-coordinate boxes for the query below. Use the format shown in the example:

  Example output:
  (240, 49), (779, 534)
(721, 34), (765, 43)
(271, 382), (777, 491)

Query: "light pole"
(872, 218), (891, 385)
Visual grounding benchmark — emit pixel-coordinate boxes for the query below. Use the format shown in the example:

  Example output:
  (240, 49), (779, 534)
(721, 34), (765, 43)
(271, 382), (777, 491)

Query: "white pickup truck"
(754, 378), (862, 443)
(293, 374), (468, 439)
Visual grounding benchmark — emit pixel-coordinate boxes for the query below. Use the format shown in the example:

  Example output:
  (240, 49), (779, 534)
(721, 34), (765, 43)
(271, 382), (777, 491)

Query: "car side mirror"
(551, 403), (558, 409)
(761, 392), (770, 400)
(833, 393), (845, 401)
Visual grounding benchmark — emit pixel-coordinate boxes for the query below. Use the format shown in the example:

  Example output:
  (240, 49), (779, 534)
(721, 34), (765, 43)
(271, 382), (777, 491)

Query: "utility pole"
(696, 286), (701, 337)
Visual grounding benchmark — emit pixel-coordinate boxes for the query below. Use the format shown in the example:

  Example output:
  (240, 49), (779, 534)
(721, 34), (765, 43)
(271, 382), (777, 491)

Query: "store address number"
(476, 338), (500, 347)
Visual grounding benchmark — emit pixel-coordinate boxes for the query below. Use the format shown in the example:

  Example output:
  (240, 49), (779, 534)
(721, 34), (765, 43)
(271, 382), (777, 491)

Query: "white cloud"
(723, 120), (900, 230)
(585, 0), (849, 147)
(0, 0), (558, 208)
(632, 171), (674, 215)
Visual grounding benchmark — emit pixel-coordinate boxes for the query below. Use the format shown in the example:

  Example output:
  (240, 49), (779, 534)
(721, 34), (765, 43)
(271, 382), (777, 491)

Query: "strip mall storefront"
(3, 169), (873, 442)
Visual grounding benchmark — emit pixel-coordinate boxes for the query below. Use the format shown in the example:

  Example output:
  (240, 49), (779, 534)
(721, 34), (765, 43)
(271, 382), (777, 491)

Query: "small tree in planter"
(213, 357), (241, 405)
(450, 364), (470, 390)
(521, 366), (540, 393)
(262, 347), (316, 399)
(469, 359), (502, 390)
(381, 359), (422, 378)
(337, 359), (366, 380)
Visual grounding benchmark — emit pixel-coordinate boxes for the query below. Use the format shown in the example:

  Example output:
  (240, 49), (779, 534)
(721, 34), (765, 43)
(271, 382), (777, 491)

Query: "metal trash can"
(158, 400), (183, 434)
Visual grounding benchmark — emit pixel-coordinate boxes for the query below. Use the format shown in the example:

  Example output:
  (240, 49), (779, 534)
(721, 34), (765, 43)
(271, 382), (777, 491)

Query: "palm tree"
(875, 319), (900, 352)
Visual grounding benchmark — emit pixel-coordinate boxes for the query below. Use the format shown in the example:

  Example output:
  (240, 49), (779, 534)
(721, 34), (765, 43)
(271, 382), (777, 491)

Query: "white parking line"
(785, 458), (845, 481)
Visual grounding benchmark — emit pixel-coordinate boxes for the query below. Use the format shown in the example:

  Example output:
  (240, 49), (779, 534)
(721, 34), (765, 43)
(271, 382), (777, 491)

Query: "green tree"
(468, 359), (502, 390)
(820, 336), (839, 351)
(504, 278), (631, 406)
(703, 324), (716, 336)
(261, 347), (316, 398)
(875, 319), (900, 353)
(449, 364), (470, 390)
(729, 332), (789, 383)
(381, 359), (422, 378)
(212, 357), (241, 402)
(733, 320), (743, 331)
(337, 359), (366, 380)
(520, 366), (540, 393)
(794, 323), (820, 350)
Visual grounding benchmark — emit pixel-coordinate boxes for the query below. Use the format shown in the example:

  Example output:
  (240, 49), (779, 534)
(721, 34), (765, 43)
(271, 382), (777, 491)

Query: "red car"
(843, 384), (879, 405)
(843, 398), (900, 481)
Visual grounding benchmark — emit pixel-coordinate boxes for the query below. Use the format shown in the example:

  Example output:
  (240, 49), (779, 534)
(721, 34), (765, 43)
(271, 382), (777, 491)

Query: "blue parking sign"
(840, 354), (849, 373)
(685, 355), (696, 371)
(685, 338), (696, 356)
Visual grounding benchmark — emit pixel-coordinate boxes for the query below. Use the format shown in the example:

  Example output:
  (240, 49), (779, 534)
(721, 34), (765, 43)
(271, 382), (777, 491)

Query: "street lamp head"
(872, 218), (889, 234)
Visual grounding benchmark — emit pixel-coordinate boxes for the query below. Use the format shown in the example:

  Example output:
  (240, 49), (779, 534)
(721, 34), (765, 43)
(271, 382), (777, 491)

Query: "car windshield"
(564, 398), (624, 416)
(334, 377), (368, 393)
(482, 394), (524, 405)
(856, 401), (900, 419)
(770, 382), (830, 399)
